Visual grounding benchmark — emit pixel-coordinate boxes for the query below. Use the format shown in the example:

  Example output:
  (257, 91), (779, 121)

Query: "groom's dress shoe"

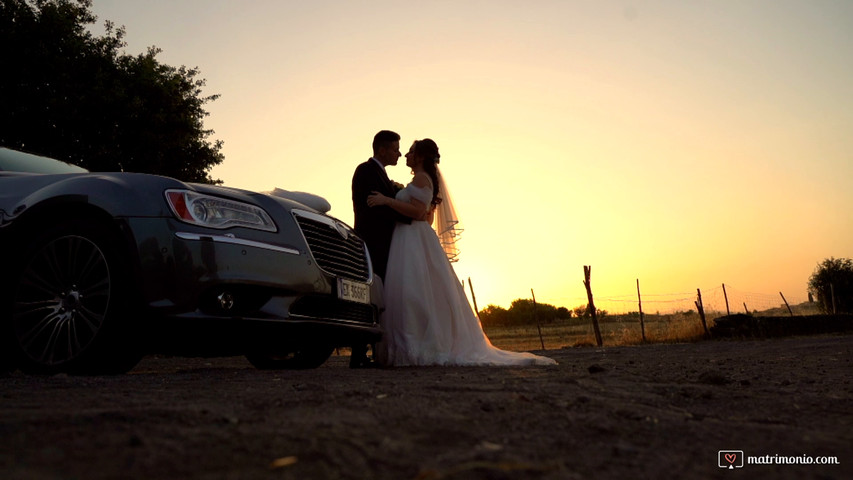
(352, 360), (379, 369)
(349, 349), (372, 369)
(349, 356), (377, 369)
(349, 356), (365, 368)
(349, 343), (378, 369)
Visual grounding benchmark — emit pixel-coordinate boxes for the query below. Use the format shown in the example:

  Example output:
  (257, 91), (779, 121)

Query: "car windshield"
(0, 148), (89, 174)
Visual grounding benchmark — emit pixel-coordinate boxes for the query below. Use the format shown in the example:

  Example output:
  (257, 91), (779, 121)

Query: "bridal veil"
(432, 167), (463, 262)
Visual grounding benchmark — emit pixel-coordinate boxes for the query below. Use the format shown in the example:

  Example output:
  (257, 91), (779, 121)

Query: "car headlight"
(165, 189), (277, 232)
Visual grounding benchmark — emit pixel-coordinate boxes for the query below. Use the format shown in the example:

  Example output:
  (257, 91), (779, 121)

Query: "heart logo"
(725, 453), (737, 464)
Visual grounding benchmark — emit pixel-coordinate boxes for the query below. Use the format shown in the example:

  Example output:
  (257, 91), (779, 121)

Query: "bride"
(367, 139), (556, 367)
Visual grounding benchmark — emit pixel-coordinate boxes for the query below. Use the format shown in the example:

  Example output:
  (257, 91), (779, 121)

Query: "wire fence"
(480, 283), (823, 352)
(470, 283), (817, 318)
(587, 284), (814, 316)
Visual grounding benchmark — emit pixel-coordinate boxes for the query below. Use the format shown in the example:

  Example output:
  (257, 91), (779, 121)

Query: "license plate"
(337, 278), (370, 304)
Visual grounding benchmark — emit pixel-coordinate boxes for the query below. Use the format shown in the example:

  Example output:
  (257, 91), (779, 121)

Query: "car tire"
(245, 345), (335, 370)
(7, 218), (143, 374)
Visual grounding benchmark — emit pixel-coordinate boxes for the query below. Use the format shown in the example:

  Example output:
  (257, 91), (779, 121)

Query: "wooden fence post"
(583, 266), (603, 347)
(468, 277), (480, 320)
(636, 278), (646, 342)
(743, 302), (749, 314)
(695, 288), (710, 337)
(722, 283), (730, 316)
(779, 292), (793, 317)
(531, 289), (545, 350)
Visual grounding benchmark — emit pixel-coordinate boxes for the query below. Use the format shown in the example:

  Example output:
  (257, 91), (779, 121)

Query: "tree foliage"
(808, 257), (853, 314)
(0, 0), (223, 183)
(479, 299), (570, 327)
(479, 305), (510, 326)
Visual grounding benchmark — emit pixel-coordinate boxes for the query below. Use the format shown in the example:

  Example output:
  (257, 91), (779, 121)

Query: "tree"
(808, 257), (853, 314)
(480, 299), (575, 326)
(478, 304), (509, 327)
(509, 299), (536, 323)
(572, 303), (607, 320)
(0, 0), (223, 183)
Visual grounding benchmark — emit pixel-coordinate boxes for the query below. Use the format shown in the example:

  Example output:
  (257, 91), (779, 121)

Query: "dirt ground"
(1, 334), (851, 480)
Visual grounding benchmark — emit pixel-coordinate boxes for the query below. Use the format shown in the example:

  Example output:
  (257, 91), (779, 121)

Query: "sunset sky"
(89, 0), (852, 313)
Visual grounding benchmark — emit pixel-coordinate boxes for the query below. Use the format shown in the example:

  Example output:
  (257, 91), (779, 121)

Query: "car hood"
(188, 182), (330, 216)
(0, 171), (340, 235)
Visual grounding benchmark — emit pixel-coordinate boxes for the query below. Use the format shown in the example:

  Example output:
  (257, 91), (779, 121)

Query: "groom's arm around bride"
(351, 130), (410, 280)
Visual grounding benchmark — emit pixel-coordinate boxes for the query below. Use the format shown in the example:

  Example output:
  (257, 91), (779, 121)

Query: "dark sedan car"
(0, 147), (382, 374)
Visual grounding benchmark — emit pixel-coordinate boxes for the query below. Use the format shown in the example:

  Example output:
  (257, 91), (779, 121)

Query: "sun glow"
(90, 0), (853, 312)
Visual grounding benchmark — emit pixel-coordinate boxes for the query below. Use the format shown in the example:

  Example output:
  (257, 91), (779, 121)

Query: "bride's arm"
(425, 205), (436, 224)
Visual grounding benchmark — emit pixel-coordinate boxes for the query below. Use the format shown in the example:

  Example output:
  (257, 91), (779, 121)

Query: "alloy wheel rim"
(13, 235), (111, 366)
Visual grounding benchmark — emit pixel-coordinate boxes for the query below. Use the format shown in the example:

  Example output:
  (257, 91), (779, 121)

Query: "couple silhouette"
(350, 130), (555, 368)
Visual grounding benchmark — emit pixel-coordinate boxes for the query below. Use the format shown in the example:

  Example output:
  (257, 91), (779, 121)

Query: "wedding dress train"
(377, 181), (556, 367)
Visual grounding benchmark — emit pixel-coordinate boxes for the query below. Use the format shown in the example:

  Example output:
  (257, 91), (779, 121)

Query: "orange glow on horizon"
(88, 1), (852, 312)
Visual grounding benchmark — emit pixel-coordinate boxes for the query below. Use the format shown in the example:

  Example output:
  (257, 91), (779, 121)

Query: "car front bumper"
(121, 217), (382, 353)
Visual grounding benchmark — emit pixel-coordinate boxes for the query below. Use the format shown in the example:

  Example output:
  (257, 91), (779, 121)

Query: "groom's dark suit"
(351, 158), (409, 279)
(350, 158), (409, 368)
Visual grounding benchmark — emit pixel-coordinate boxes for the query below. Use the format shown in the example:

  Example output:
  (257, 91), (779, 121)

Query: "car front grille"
(290, 296), (376, 324)
(294, 214), (370, 281)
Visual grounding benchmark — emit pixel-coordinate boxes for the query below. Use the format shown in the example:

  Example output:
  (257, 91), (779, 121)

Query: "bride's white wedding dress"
(377, 180), (556, 367)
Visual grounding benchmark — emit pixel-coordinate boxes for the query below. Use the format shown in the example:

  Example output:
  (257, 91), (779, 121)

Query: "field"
(482, 302), (825, 352)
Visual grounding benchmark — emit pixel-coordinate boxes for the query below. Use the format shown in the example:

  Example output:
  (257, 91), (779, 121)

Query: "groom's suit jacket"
(351, 159), (409, 279)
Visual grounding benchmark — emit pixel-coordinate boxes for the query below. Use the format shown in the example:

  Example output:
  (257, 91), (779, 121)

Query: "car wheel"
(246, 345), (335, 370)
(8, 219), (142, 374)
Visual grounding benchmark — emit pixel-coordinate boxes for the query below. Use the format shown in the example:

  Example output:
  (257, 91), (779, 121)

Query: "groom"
(350, 130), (409, 368)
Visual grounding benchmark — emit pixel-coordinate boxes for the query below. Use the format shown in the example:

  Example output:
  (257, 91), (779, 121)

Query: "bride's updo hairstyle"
(415, 138), (442, 206)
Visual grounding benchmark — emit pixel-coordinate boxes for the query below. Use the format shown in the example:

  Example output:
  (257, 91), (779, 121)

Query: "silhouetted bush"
(808, 257), (853, 314)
